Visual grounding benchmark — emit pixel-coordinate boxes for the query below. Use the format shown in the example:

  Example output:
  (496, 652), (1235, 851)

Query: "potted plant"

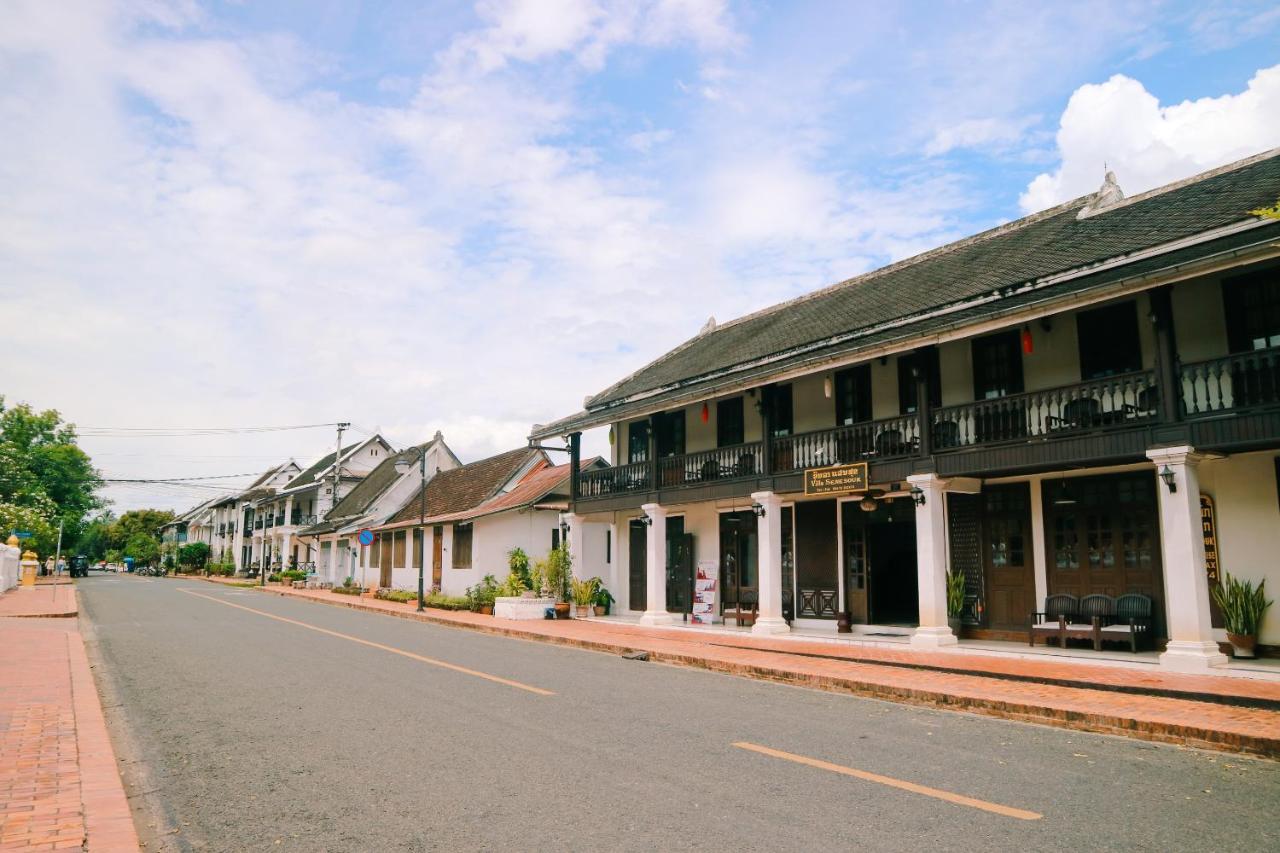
(544, 546), (573, 619)
(507, 547), (530, 589)
(593, 581), (614, 616)
(946, 568), (966, 636)
(1212, 573), (1272, 658)
(570, 576), (599, 618)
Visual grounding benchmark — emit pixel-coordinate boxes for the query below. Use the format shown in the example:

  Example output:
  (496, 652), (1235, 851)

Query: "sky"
(2, 0), (1279, 513)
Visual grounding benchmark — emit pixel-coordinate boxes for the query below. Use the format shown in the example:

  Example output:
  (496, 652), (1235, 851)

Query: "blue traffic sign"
(11, 530), (32, 539)
(358, 529), (374, 546)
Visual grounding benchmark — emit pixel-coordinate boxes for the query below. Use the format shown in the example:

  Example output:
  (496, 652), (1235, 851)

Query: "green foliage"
(507, 547), (530, 586)
(375, 588), (419, 603)
(177, 541), (211, 569)
(267, 572), (281, 583)
(125, 532), (160, 566)
(341, 576), (356, 588)
(543, 545), (573, 602)
(570, 575), (599, 606)
(593, 583), (615, 613)
(279, 569), (307, 582)
(0, 396), (102, 555)
(109, 509), (176, 552)
(332, 584), (363, 596)
(945, 568), (966, 617)
(423, 593), (470, 611)
(465, 574), (501, 610)
(500, 570), (529, 597)
(1212, 573), (1273, 637)
(74, 513), (115, 560)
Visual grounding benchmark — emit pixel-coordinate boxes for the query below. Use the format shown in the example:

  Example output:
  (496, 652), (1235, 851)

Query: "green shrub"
(423, 593), (469, 611)
(279, 569), (307, 582)
(1212, 573), (1272, 636)
(507, 547), (530, 587)
(267, 573), (281, 583)
(500, 571), (528, 597)
(332, 585), (363, 596)
(375, 588), (418, 603)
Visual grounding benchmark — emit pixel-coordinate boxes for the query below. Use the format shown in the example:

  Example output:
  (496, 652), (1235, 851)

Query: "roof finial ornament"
(1078, 166), (1125, 219)
(699, 316), (717, 335)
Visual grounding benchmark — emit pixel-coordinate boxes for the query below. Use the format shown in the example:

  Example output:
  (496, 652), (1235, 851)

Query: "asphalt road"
(79, 573), (1279, 852)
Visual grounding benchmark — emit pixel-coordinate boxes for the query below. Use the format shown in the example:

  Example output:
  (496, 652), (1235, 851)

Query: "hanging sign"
(1200, 494), (1219, 584)
(803, 461), (868, 497)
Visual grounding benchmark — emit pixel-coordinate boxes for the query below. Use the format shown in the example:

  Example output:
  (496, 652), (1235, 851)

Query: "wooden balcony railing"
(657, 441), (764, 487)
(770, 415), (920, 474)
(932, 370), (1158, 448)
(580, 461), (651, 498)
(1181, 346), (1280, 416)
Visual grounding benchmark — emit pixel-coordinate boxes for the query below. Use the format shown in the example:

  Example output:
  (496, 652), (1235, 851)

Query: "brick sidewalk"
(200, 576), (1280, 758)
(0, 618), (139, 852)
(0, 586), (76, 619)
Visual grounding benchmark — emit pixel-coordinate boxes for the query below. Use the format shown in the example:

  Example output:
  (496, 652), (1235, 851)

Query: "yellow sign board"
(803, 462), (869, 496)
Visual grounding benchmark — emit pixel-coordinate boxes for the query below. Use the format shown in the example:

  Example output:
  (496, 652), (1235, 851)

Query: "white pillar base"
(751, 616), (791, 636)
(910, 626), (958, 648)
(638, 610), (675, 627)
(1159, 641), (1228, 672)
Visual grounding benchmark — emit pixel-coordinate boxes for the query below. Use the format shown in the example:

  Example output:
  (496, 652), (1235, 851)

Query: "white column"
(638, 503), (673, 626)
(564, 513), (587, 578)
(908, 473), (957, 648)
(1146, 446), (1228, 672)
(1029, 475), (1049, 605)
(751, 491), (790, 635)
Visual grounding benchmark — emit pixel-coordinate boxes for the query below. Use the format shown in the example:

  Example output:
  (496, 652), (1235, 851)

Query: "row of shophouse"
(170, 149), (1280, 673)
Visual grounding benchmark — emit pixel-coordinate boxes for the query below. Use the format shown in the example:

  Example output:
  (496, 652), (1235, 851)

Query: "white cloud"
(924, 116), (1039, 156)
(1021, 65), (1280, 213)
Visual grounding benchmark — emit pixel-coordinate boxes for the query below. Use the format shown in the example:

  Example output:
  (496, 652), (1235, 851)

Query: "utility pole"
(332, 422), (350, 517)
(51, 518), (63, 600)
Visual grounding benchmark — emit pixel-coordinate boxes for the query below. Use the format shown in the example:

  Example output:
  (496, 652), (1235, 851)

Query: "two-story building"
(536, 149), (1280, 672)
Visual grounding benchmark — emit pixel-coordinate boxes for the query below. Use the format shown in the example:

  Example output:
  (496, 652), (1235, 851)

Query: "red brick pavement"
(199, 576), (1280, 758)
(0, 617), (138, 852)
(0, 586), (76, 619)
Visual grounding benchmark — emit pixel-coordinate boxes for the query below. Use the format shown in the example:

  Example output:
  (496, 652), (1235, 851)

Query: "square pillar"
(751, 491), (790, 635)
(638, 503), (673, 626)
(563, 513), (588, 578)
(1146, 446), (1228, 672)
(908, 473), (957, 648)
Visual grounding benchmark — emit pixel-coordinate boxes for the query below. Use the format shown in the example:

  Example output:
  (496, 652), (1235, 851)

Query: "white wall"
(407, 509), (564, 598)
(1198, 449), (1280, 645)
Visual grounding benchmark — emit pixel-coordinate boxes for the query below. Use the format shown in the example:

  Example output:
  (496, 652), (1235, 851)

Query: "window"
(1076, 301), (1142, 379)
(392, 530), (406, 568)
(628, 420), (650, 464)
(369, 534), (380, 568)
(971, 331), (1024, 399)
(655, 411), (685, 457)
(897, 350), (942, 414)
(413, 529), (424, 569)
(835, 365), (872, 425)
(452, 523), (473, 569)
(551, 528), (560, 551)
(1224, 268), (1280, 352)
(717, 398), (744, 447)
(767, 385), (793, 437)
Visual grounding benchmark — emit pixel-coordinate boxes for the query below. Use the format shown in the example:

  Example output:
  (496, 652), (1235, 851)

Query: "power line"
(79, 422), (341, 437)
(102, 473), (262, 483)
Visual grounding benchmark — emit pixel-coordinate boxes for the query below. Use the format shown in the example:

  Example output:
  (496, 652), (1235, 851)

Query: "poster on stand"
(692, 560), (719, 624)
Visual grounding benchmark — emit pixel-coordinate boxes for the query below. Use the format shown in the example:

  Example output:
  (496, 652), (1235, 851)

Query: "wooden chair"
(1098, 594), (1154, 652)
(724, 589), (758, 627)
(931, 420), (961, 449)
(1049, 397), (1102, 431)
(1029, 594), (1079, 647)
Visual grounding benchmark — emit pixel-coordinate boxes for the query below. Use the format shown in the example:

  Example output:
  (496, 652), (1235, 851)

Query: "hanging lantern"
(607, 425), (615, 445)
(1021, 325), (1034, 354)
(701, 402), (709, 424)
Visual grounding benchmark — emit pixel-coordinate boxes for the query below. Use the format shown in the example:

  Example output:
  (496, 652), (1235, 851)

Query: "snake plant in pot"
(1212, 573), (1272, 658)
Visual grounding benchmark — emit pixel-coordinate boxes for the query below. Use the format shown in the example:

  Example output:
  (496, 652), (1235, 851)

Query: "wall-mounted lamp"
(1159, 465), (1177, 493)
(909, 485), (926, 507)
(639, 515), (653, 526)
(859, 494), (878, 513)
(751, 502), (766, 517)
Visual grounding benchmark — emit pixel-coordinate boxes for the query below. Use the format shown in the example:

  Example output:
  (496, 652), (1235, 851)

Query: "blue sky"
(2, 0), (1279, 511)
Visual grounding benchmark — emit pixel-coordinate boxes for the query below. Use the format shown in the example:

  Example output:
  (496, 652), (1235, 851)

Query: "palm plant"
(1212, 573), (1272, 638)
(945, 568), (966, 618)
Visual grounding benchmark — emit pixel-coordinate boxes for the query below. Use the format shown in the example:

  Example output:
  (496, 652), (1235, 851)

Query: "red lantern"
(1021, 326), (1033, 354)
(701, 402), (709, 423)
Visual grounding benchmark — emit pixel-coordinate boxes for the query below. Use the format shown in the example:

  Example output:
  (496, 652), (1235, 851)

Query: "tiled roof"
(285, 442), (360, 489)
(384, 448), (542, 526)
(300, 442), (434, 535)
(540, 149), (1280, 435)
(426, 458), (601, 524)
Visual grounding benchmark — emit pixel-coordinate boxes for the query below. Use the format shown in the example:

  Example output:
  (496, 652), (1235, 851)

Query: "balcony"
(575, 360), (1280, 506)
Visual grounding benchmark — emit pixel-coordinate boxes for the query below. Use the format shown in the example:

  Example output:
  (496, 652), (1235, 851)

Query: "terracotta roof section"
(426, 458), (601, 524)
(534, 148), (1280, 437)
(384, 447), (543, 526)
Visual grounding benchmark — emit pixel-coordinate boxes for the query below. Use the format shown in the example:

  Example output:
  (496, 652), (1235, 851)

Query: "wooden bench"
(723, 592), (758, 628)
(1030, 593), (1154, 651)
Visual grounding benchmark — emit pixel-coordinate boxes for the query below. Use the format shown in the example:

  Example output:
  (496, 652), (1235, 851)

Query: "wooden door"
(1043, 473), (1163, 633)
(795, 500), (838, 618)
(378, 534), (392, 588)
(431, 526), (443, 590)
(665, 517), (693, 614)
(841, 503), (868, 623)
(982, 483), (1033, 630)
(629, 520), (647, 611)
(719, 511), (757, 610)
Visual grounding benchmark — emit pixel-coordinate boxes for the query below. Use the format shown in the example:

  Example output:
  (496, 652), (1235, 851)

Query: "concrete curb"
(198, 577), (1280, 759)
